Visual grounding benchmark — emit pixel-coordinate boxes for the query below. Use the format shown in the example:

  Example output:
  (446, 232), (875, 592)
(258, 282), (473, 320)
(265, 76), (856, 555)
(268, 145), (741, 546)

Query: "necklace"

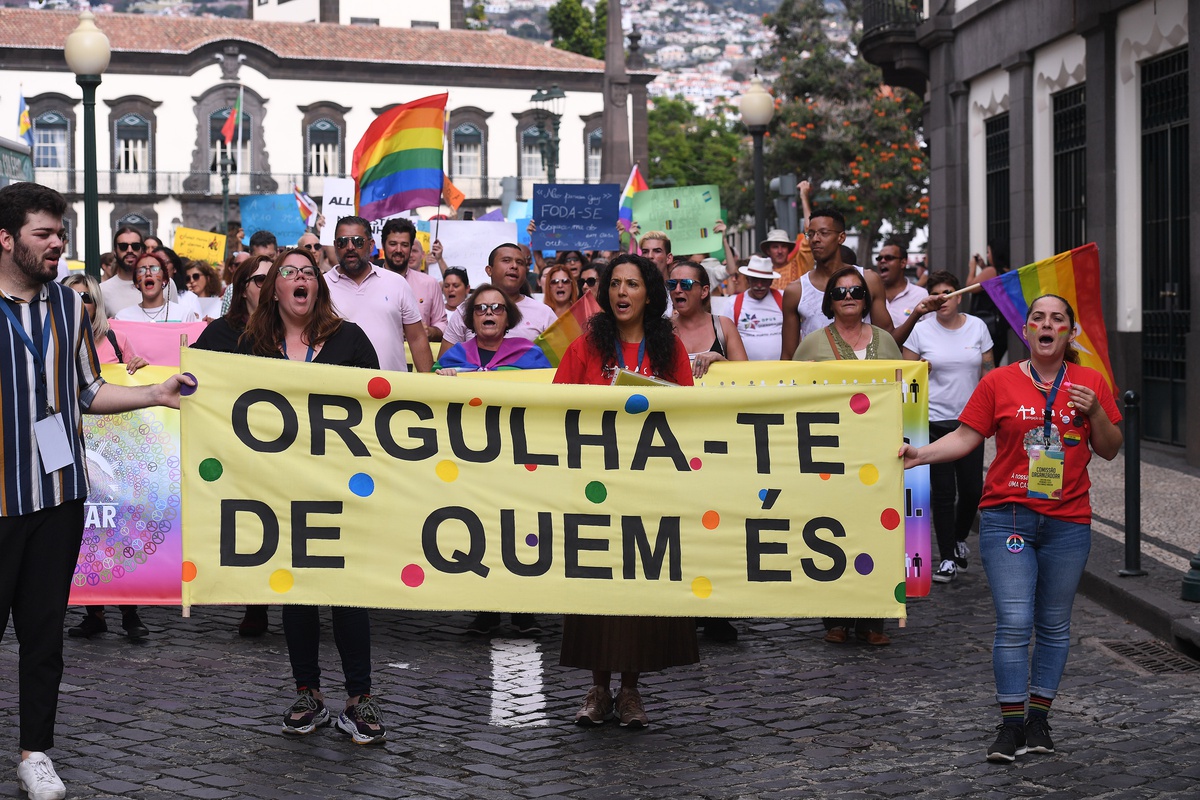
(140, 302), (167, 322)
(1026, 360), (1064, 393)
(838, 322), (866, 350)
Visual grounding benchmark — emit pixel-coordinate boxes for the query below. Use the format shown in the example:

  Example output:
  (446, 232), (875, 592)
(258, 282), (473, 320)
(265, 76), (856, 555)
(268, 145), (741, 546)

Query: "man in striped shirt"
(0, 182), (193, 800)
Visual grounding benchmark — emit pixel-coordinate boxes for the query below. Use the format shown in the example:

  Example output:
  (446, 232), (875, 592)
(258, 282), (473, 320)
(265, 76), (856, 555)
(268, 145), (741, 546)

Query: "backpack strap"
(106, 329), (124, 363)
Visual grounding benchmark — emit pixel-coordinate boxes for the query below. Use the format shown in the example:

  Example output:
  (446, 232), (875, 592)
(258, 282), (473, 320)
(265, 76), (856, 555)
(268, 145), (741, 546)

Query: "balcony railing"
(862, 0), (924, 36)
(859, 0), (929, 95)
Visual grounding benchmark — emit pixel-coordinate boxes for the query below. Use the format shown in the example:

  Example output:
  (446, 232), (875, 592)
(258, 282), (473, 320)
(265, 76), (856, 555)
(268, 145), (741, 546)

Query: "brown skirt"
(559, 614), (700, 673)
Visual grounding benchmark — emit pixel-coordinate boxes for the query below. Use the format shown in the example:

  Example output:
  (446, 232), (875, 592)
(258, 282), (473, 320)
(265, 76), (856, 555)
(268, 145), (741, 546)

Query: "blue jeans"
(979, 503), (1091, 704)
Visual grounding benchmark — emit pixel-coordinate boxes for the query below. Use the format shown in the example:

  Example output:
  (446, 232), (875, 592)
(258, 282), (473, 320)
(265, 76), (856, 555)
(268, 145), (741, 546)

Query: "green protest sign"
(630, 184), (722, 256)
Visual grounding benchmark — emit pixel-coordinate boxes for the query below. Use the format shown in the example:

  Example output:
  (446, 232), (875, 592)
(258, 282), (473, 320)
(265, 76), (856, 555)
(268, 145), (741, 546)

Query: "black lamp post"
(64, 11), (111, 281)
(531, 84), (565, 185)
(220, 153), (232, 243)
(738, 72), (775, 249)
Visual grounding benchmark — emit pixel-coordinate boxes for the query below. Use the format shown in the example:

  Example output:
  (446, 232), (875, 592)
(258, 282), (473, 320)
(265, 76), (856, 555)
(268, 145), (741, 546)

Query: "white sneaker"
(932, 559), (957, 583)
(16, 752), (66, 800)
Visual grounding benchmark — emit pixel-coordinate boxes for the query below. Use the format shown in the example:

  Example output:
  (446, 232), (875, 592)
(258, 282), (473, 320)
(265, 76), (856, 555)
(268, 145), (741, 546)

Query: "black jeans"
(282, 605), (372, 698)
(0, 500), (85, 751)
(929, 420), (985, 562)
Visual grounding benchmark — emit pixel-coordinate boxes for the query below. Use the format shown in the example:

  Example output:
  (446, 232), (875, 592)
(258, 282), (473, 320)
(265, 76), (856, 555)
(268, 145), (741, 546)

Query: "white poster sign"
(435, 220), (519, 289)
(318, 178), (357, 246)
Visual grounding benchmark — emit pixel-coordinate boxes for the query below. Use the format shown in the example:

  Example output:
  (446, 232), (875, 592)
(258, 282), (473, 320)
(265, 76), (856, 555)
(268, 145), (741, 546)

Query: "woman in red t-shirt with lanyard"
(899, 294), (1122, 763)
(554, 254), (697, 729)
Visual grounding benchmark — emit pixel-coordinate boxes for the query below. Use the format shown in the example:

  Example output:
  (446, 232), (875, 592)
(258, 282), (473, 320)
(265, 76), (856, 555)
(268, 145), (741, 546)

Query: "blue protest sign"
(532, 184), (619, 251)
(239, 194), (307, 247)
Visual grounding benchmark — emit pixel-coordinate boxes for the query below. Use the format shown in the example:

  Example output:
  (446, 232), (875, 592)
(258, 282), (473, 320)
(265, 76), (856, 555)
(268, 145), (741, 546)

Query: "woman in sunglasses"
(193, 255), (271, 354)
(794, 266), (901, 647)
(541, 263), (579, 319)
(113, 250), (199, 323)
(184, 260), (223, 320)
(669, 260), (747, 379)
(434, 283), (551, 375)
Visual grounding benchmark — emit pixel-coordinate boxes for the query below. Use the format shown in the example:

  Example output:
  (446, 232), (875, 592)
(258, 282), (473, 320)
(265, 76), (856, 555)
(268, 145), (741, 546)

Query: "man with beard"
(380, 218), (446, 342)
(875, 238), (940, 346)
(780, 208), (893, 359)
(0, 182), (192, 800)
(99, 225), (146, 316)
(437, 243), (559, 356)
(325, 216), (431, 373)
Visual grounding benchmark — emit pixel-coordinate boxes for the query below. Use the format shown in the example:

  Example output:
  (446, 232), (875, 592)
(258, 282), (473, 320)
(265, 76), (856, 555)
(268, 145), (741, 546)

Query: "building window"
(33, 111), (69, 169)
(452, 123), (482, 179)
(585, 128), (602, 183)
(210, 107), (250, 173)
(350, 17), (379, 25)
(984, 113), (1010, 251)
(306, 118), (341, 176)
(521, 125), (546, 182)
(114, 113), (150, 173)
(1051, 86), (1086, 252)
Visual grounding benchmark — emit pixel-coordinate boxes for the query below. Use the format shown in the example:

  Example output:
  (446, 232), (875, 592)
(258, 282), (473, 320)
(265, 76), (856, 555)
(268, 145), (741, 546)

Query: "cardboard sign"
(173, 227), (226, 267)
(532, 184), (619, 251)
(318, 177), (357, 246)
(630, 184), (722, 256)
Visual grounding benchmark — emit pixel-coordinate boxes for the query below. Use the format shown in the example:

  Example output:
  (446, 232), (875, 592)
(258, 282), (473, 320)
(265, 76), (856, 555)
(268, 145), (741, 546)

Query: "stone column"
(1003, 51), (1034, 269)
(600, 0), (631, 184)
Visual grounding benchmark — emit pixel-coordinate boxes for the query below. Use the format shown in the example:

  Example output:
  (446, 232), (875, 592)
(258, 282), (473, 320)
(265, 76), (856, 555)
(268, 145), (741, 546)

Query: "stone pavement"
(3, 563), (1199, 800)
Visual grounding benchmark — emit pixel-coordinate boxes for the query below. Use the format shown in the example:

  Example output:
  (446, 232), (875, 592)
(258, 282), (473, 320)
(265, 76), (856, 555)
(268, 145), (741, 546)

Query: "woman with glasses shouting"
(434, 284), (551, 375)
(113, 250), (199, 323)
(542, 263), (579, 319)
(669, 260), (747, 380)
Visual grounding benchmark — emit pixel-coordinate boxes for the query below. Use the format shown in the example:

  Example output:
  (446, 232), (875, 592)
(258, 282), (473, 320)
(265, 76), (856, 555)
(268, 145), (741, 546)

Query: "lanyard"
(281, 339), (315, 362)
(1029, 362), (1067, 441)
(614, 338), (645, 372)
(0, 295), (55, 414)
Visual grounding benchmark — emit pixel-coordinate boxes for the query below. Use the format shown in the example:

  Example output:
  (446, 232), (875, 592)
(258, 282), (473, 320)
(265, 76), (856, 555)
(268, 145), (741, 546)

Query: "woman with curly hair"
(542, 262), (579, 318)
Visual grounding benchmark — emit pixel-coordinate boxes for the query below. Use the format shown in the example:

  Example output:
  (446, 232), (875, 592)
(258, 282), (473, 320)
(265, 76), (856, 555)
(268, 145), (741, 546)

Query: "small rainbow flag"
(293, 184), (319, 226)
(353, 93), (447, 221)
(534, 290), (602, 367)
(981, 242), (1115, 389)
(618, 164), (648, 232)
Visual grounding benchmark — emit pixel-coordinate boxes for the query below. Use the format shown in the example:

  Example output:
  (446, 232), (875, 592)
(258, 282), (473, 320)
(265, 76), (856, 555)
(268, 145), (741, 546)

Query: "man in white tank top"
(780, 208), (892, 359)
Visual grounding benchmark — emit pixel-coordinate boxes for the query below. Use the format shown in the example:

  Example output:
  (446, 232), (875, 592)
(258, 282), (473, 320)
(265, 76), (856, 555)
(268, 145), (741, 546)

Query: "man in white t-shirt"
(438, 243), (559, 356)
(100, 226), (147, 316)
(720, 256), (784, 361)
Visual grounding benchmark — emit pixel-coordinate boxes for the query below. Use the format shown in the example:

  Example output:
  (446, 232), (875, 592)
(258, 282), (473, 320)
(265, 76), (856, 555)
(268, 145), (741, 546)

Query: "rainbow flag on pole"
(618, 164), (648, 232)
(534, 290), (602, 366)
(293, 185), (319, 226)
(353, 93), (447, 221)
(981, 242), (1115, 389)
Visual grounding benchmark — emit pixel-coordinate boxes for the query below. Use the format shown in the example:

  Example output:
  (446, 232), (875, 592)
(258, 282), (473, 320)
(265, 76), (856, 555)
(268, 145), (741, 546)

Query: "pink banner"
(110, 320), (209, 367)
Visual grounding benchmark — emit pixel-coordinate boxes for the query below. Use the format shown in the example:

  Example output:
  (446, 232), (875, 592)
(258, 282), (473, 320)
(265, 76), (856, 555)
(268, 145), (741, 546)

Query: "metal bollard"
(1118, 391), (1146, 577)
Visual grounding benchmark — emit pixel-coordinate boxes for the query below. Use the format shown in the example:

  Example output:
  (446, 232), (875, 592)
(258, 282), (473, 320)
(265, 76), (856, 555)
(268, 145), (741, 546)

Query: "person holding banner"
(542, 263), (579, 319)
(237, 247), (386, 744)
(433, 284), (552, 376)
(795, 266), (901, 646)
(899, 294), (1122, 763)
(554, 253), (698, 728)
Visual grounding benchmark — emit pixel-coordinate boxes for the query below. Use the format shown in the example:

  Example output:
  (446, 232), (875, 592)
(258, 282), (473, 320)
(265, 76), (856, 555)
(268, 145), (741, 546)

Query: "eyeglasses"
(278, 265), (318, 281)
(300, 243), (320, 252)
(549, 277), (572, 286)
(875, 254), (900, 263)
(830, 285), (866, 301)
(666, 278), (698, 291)
(135, 265), (163, 276)
(334, 235), (367, 249)
(186, 272), (203, 282)
(77, 291), (94, 304)
(805, 229), (843, 240)
(474, 302), (507, 315)
(581, 277), (598, 287)
(116, 241), (145, 253)
(248, 274), (268, 287)
(564, 256), (582, 263)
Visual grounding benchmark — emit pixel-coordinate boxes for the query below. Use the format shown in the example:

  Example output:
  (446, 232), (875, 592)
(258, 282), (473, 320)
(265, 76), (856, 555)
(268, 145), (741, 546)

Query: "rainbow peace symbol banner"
(179, 350), (909, 619)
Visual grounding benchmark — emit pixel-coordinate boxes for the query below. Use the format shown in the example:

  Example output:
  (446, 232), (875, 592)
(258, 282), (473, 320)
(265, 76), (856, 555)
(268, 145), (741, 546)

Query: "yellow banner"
(174, 226), (227, 267)
(180, 350), (907, 618)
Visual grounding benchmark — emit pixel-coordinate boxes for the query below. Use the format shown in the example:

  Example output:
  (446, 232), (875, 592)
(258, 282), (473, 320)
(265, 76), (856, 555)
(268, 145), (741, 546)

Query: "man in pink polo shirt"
(326, 216), (432, 373)
(380, 218), (447, 343)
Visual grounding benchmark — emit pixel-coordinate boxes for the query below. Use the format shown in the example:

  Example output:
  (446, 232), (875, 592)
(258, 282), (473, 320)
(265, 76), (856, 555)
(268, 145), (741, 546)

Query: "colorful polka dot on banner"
(691, 576), (713, 599)
(181, 561), (197, 582)
(819, 473), (831, 481)
(624, 394), (649, 414)
(880, 508), (901, 530)
(401, 564), (425, 588)
(367, 377), (391, 399)
(525, 464), (537, 472)
(269, 569), (294, 593)
(689, 457), (702, 471)
(894, 582), (907, 604)
(525, 534), (538, 547)
(702, 510), (720, 530)
(758, 489), (768, 502)
(469, 397), (482, 407)
(859, 464), (879, 485)
(585, 481), (607, 503)
(198, 458), (222, 481)
(179, 372), (198, 396)
(348, 473), (374, 497)
(849, 393), (870, 414)
(855, 553), (874, 575)
(436, 460), (459, 482)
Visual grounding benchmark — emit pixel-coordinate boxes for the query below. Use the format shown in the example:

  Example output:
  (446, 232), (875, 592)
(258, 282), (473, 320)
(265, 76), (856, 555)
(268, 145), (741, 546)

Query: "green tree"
(647, 97), (744, 231)
(759, 0), (928, 259)
(466, 1), (488, 30)
(548, 0), (603, 60)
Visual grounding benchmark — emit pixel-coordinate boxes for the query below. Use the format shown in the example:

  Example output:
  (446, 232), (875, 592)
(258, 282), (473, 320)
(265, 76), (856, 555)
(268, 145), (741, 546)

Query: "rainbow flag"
(981, 242), (1115, 389)
(534, 290), (602, 366)
(618, 164), (648, 232)
(293, 184), (319, 226)
(353, 93), (447, 221)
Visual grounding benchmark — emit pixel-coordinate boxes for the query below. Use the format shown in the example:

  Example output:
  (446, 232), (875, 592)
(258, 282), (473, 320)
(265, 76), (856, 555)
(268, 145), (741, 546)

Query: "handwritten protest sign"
(240, 194), (308, 248)
(71, 366), (182, 605)
(532, 184), (619, 251)
(180, 350), (907, 617)
(436, 220), (519, 289)
(630, 184), (721, 256)
(173, 226), (226, 267)
(319, 177), (356, 246)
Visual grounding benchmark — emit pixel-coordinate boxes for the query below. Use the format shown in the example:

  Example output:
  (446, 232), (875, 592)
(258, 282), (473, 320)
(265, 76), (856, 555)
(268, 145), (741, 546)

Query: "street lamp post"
(64, 11), (111, 282)
(738, 72), (775, 249)
(220, 153), (232, 244)
(531, 85), (565, 185)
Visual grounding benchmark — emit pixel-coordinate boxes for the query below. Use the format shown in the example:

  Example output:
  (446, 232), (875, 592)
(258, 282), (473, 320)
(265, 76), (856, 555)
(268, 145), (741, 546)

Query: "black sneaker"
(238, 605), (269, 637)
(511, 614), (544, 636)
(1025, 716), (1054, 753)
(336, 695), (386, 745)
(700, 618), (739, 643)
(122, 610), (149, 640)
(282, 688), (330, 736)
(986, 723), (1027, 762)
(954, 541), (970, 570)
(68, 613), (107, 638)
(465, 611), (501, 635)
(932, 560), (957, 583)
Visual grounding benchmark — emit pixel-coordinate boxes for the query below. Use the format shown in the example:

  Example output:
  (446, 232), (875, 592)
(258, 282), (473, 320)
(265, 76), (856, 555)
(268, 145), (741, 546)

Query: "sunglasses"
(186, 272), (204, 282)
(334, 235), (367, 249)
(666, 278), (698, 291)
(248, 274), (268, 287)
(549, 277), (572, 286)
(135, 265), (163, 276)
(473, 302), (507, 315)
(77, 291), (94, 304)
(116, 241), (145, 253)
(300, 243), (321, 252)
(278, 265), (318, 281)
(875, 254), (900, 263)
(564, 256), (582, 263)
(831, 285), (867, 301)
(581, 277), (597, 287)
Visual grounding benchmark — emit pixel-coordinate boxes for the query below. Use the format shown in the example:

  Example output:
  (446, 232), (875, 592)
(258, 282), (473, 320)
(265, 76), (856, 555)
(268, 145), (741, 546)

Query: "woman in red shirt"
(554, 254), (697, 728)
(900, 295), (1122, 763)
